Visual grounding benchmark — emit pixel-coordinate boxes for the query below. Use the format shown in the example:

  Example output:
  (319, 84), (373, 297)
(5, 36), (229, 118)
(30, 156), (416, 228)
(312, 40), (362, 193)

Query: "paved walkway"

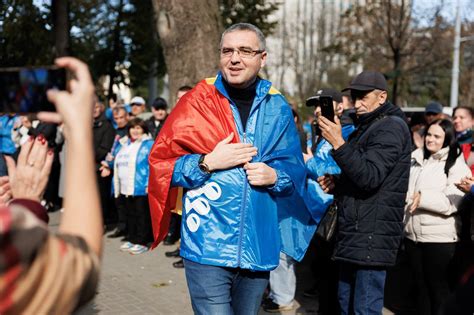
(46, 212), (393, 314)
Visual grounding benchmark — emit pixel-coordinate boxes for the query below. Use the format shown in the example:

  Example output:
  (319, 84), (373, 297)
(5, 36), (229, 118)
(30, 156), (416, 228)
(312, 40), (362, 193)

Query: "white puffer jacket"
(404, 147), (471, 243)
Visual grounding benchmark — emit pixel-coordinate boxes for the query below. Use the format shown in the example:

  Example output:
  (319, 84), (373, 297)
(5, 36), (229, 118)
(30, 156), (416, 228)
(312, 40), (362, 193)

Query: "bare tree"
(152, 0), (222, 105)
(267, 0), (346, 105)
(336, 0), (453, 106)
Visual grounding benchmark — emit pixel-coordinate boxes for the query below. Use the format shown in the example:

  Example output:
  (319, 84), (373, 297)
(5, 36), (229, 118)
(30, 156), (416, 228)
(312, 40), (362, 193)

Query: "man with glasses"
(148, 23), (314, 314)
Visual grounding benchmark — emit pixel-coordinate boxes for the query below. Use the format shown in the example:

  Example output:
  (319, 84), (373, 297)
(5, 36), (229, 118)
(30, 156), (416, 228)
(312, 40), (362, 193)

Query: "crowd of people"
(0, 22), (473, 315)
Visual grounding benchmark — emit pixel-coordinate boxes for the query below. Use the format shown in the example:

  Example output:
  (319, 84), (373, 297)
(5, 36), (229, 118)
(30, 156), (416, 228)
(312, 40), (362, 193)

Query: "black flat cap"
(342, 70), (387, 92)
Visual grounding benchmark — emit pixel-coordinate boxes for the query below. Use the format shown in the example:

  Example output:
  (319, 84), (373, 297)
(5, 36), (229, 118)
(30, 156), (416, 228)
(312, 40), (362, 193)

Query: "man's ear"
(378, 91), (388, 104)
(260, 51), (267, 68)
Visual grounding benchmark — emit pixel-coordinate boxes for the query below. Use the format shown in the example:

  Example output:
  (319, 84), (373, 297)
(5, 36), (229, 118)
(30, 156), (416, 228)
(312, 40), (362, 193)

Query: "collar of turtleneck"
(222, 77), (258, 103)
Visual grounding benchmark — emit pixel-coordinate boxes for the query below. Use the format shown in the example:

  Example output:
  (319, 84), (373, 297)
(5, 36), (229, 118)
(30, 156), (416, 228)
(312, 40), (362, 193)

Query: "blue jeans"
(268, 252), (296, 305)
(338, 262), (387, 315)
(184, 259), (269, 315)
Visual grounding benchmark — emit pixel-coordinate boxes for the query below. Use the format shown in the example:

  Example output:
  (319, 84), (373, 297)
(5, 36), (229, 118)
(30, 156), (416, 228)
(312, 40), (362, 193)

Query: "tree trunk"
(52, 0), (69, 57)
(152, 0), (222, 106)
(108, 0), (125, 100)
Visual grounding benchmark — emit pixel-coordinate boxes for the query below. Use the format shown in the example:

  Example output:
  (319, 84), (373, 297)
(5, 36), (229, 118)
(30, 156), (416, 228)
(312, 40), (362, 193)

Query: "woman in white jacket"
(404, 119), (471, 315)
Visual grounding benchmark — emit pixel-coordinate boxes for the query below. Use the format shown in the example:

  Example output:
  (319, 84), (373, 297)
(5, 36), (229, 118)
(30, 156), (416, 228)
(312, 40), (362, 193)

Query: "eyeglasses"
(219, 47), (265, 59)
(131, 103), (144, 107)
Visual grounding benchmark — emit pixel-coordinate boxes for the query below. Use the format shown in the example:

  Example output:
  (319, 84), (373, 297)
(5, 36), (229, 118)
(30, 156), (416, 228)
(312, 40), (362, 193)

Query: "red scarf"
(148, 79), (239, 248)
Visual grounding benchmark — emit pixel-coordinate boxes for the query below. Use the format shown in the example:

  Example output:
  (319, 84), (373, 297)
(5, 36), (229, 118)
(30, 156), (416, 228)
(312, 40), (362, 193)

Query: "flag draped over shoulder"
(148, 79), (239, 249)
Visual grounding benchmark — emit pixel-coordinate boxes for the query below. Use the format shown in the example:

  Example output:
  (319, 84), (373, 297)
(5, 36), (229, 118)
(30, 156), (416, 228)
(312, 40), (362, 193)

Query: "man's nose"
(230, 50), (241, 63)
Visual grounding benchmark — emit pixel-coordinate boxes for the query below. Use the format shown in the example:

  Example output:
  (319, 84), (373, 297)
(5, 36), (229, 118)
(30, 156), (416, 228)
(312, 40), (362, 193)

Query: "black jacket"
(93, 113), (115, 171)
(332, 102), (411, 267)
(28, 122), (57, 148)
(146, 116), (167, 139)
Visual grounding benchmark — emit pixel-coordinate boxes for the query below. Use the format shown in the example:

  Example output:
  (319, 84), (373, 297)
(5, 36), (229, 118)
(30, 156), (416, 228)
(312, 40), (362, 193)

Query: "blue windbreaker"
(304, 124), (355, 223)
(0, 115), (18, 155)
(111, 135), (153, 197)
(171, 74), (315, 271)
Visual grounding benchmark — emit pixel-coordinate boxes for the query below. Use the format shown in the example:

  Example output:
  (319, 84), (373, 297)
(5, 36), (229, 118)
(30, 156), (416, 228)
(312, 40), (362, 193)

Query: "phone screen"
(319, 96), (335, 122)
(0, 66), (66, 114)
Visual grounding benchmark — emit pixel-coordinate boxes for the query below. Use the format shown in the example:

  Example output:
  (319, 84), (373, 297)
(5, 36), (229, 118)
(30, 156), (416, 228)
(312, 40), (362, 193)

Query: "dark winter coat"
(146, 116), (167, 140)
(332, 102), (411, 267)
(93, 113), (115, 171)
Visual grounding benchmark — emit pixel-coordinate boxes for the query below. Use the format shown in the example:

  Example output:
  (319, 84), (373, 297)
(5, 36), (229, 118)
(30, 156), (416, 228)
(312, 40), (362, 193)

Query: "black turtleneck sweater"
(222, 78), (258, 131)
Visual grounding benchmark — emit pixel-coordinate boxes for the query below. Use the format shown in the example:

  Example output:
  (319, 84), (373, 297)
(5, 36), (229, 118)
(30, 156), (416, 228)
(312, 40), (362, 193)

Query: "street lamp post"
(450, 0), (461, 108)
(450, 0), (474, 108)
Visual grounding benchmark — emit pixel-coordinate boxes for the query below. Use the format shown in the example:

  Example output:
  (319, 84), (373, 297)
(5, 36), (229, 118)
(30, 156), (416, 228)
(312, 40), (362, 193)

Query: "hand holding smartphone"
(0, 66), (66, 114)
(306, 95), (335, 122)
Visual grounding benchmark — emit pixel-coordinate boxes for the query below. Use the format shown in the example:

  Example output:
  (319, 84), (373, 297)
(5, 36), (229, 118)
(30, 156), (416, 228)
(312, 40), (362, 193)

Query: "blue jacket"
(171, 74), (314, 271)
(0, 115), (18, 155)
(305, 124), (355, 223)
(111, 135), (153, 197)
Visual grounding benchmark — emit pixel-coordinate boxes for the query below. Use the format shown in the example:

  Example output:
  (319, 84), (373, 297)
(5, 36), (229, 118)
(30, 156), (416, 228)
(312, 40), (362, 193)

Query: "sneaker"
(129, 244), (148, 255)
(263, 300), (294, 312)
(120, 242), (134, 252)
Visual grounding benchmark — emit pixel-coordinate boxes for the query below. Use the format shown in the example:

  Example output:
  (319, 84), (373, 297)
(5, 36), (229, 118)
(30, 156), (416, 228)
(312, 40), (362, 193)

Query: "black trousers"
(405, 238), (455, 315)
(115, 195), (128, 233)
(44, 151), (61, 208)
(313, 238), (339, 315)
(123, 195), (153, 246)
(97, 171), (115, 224)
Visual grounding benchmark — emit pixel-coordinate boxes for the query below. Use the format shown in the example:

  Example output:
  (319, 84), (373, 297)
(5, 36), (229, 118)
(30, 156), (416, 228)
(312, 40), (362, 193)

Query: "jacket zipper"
(237, 133), (248, 267)
(236, 98), (263, 267)
(232, 89), (265, 267)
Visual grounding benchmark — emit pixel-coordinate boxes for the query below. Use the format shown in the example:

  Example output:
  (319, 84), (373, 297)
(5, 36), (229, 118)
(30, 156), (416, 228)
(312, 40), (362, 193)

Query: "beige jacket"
(404, 147), (471, 243)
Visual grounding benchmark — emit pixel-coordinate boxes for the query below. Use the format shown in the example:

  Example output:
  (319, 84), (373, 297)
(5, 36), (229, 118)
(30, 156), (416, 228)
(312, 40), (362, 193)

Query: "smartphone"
(319, 96), (335, 122)
(0, 66), (66, 114)
(306, 95), (335, 122)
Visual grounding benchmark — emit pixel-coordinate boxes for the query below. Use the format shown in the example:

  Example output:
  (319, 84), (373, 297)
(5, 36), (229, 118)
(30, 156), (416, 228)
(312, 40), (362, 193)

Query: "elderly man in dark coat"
(317, 71), (411, 315)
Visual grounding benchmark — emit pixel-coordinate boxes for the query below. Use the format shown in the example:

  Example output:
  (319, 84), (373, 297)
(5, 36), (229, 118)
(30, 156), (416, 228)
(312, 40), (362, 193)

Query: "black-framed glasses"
(219, 47), (265, 59)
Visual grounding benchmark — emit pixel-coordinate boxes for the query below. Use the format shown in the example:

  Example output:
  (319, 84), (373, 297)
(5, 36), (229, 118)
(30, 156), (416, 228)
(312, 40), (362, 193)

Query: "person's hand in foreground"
(5, 136), (54, 202)
(0, 176), (12, 206)
(38, 57), (102, 257)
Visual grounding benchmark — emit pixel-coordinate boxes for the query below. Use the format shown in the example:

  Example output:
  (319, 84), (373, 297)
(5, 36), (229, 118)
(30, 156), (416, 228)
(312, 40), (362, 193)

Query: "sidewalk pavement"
(46, 212), (391, 315)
